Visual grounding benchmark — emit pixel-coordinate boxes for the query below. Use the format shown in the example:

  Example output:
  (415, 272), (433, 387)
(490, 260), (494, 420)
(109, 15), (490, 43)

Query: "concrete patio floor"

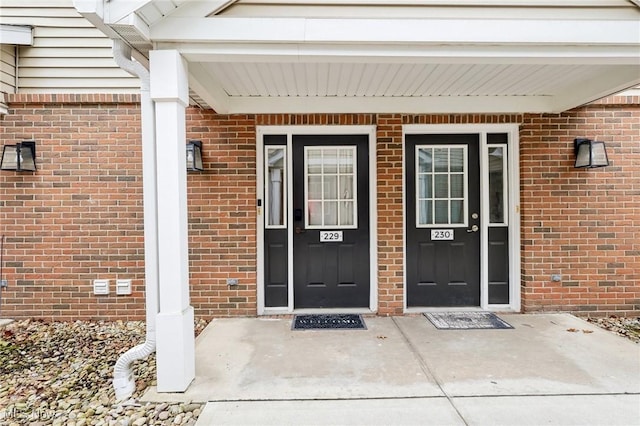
(142, 313), (640, 425)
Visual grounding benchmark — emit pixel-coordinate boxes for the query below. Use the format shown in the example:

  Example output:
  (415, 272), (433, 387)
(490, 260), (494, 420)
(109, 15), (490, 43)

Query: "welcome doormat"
(292, 314), (366, 330)
(425, 312), (513, 330)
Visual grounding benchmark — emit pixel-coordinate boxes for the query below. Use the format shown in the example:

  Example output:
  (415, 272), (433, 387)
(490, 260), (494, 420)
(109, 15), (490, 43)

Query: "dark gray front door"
(406, 134), (481, 307)
(292, 135), (370, 308)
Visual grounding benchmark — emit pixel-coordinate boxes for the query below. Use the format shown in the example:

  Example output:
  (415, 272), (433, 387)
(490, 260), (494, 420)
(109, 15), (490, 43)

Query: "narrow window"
(487, 143), (508, 225)
(265, 146), (287, 228)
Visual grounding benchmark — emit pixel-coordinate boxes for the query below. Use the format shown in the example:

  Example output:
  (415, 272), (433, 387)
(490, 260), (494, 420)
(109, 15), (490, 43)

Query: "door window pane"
(339, 149), (354, 173)
(434, 148), (448, 172)
(308, 201), (322, 226)
(416, 145), (467, 227)
(305, 146), (357, 228)
(307, 149), (322, 174)
(340, 201), (354, 226)
(434, 174), (448, 198)
(308, 175), (322, 199)
(266, 146), (286, 227)
(323, 149), (338, 174)
(418, 149), (432, 173)
(418, 200), (433, 224)
(324, 175), (338, 199)
(450, 174), (463, 198)
(418, 175), (432, 198)
(435, 200), (449, 224)
(451, 200), (464, 224)
(324, 201), (338, 226)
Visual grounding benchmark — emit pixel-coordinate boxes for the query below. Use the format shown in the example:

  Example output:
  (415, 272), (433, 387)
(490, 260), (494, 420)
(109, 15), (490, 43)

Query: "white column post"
(149, 49), (195, 392)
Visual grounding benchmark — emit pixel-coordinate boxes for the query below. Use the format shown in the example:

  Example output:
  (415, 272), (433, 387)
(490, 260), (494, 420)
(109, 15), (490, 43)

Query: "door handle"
(467, 225), (479, 233)
(295, 226), (306, 234)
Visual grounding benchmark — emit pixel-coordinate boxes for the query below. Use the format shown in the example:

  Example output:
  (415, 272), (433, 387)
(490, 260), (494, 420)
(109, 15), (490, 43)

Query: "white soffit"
(105, 1), (640, 114)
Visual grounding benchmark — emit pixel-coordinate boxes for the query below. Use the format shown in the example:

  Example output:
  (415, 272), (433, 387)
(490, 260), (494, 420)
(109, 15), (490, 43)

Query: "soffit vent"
(110, 24), (153, 54)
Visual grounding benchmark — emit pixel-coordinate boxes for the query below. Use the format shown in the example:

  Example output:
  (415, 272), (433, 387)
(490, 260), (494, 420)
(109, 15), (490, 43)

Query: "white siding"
(1, 45), (17, 94)
(0, 0), (138, 94)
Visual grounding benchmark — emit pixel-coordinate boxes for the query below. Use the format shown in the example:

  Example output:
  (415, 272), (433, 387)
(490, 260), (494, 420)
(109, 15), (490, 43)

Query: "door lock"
(467, 225), (479, 233)
(295, 226), (306, 234)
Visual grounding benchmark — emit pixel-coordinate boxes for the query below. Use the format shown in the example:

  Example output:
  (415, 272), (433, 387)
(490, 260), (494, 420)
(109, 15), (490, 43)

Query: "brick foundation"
(1, 94), (638, 320)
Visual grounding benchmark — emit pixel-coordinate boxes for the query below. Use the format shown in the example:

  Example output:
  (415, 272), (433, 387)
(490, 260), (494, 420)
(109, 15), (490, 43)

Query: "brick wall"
(520, 103), (640, 316)
(0, 94), (146, 320)
(1, 94), (638, 320)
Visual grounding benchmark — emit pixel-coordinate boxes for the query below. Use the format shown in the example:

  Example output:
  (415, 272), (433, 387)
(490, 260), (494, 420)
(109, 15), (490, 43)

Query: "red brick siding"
(186, 111), (258, 317)
(0, 95), (145, 320)
(1, 94), (638, 320)
(520, 105), (640, 316)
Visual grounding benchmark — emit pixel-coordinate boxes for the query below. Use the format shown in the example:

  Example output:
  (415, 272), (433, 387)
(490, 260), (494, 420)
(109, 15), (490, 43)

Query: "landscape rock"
(0, 319), (208, 425)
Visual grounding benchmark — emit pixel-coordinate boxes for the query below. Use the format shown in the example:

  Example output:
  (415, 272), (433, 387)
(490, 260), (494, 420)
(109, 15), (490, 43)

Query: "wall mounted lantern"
(574, 138), (609, 168)
(186, 140), (203, 172)
(0, 140), (37, 172)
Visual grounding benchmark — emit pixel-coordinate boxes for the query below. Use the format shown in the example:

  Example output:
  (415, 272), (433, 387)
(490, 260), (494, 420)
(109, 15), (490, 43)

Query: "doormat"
(292, 314), (366, 330)
(424, 312), (513, 330)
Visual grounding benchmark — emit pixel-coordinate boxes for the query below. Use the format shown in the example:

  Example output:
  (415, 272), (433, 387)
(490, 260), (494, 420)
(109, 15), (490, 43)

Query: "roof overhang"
(75, 1), (640, 114)
(0, 24), (33, 46)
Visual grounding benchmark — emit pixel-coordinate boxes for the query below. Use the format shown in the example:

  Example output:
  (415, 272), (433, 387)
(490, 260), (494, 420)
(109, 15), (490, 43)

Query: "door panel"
(406, 134), (480, 307)
(293, 135), (369, 308)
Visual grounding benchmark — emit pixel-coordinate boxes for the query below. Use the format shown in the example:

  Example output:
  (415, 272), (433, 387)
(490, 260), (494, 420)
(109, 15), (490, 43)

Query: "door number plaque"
(431, 229), (454, 240)
(320, 231), (343, 242)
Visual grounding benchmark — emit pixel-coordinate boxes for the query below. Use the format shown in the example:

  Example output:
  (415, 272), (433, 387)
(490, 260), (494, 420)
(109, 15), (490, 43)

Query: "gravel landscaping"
(1, 318), (207, 426)
(1, 315), (638, 425)
(585, 315), (640, 343)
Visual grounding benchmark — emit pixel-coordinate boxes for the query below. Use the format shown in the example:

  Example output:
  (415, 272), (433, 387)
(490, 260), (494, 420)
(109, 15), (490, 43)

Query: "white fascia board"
(549, 66), (640, 112)
(170, 0), (238, 18)
(0, 24), (33, 46)
(221, 94), (554, 114)
(74, 0), (121, 39)
(175, 44), (640, 65)
(151, 17), (640, 46)
(104, 0), (153, 24)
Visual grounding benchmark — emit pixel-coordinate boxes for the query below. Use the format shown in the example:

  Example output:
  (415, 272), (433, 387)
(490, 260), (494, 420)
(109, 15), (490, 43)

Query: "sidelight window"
(487, 144), (508, 225)
(265, 146), (287, 228)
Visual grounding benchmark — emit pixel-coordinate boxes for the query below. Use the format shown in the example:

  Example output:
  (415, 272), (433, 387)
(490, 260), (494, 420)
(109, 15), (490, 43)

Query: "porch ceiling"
(79, 0), (640, 114)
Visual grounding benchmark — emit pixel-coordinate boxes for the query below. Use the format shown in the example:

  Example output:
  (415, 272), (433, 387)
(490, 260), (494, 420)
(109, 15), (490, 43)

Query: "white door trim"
(402, 124), (521, 312)
(256, 125), (378, 315)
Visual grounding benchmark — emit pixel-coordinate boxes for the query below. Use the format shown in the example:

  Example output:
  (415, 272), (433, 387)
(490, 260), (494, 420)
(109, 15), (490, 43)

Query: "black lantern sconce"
(1, 140), (37, 172)
(574, 138), (609, 168)
(186, 140), (203, 172)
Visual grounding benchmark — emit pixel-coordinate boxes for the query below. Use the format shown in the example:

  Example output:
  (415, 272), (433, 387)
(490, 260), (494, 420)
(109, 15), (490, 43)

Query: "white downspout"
(111, 39), (159, 401)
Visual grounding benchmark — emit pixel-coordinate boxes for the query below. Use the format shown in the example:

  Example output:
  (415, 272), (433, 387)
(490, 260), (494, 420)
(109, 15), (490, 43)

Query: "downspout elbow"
(113, 337), (156, 400)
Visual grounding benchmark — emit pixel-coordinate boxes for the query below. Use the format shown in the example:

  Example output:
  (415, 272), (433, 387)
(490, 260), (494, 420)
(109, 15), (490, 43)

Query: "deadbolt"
(471, 213), (479, 220)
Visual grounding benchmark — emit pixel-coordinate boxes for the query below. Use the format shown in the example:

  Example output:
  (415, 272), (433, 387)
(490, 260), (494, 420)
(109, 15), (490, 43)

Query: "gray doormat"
(425, 312), (513, 330)
(292, 314), (366, 330)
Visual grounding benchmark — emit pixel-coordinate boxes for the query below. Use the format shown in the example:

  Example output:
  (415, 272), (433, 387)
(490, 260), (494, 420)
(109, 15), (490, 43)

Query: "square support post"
(149, 49), (195, 392)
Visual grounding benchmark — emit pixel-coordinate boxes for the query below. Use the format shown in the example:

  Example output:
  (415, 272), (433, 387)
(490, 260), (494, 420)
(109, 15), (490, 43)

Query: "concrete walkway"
(142, 314), (640, 425)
